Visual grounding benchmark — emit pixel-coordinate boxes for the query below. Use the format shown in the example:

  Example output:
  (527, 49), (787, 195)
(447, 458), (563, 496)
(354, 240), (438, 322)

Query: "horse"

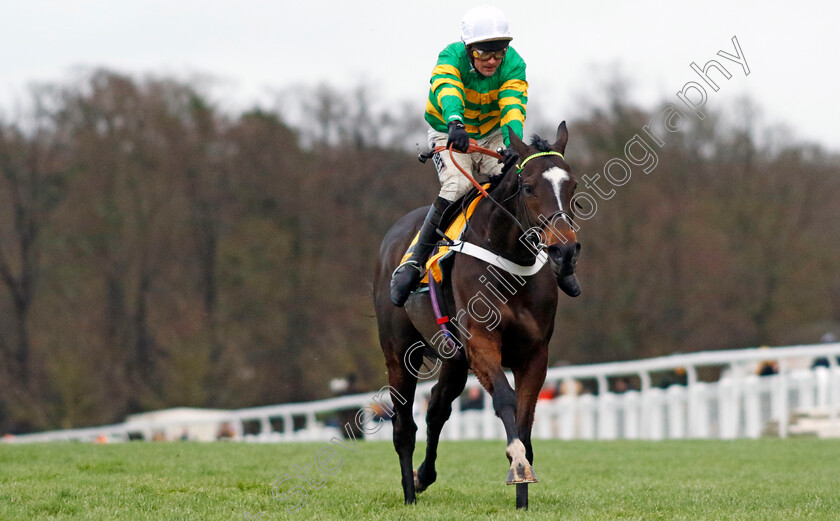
(373, 122), (581, 510)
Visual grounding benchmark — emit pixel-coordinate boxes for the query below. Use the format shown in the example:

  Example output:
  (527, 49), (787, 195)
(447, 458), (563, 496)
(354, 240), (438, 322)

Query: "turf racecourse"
(1, 439), (838, 520)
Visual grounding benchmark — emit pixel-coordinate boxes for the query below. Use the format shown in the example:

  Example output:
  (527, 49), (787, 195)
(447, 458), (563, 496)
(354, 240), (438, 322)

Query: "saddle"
(408, 180), (503, 363)
(400, 183), (492, 286)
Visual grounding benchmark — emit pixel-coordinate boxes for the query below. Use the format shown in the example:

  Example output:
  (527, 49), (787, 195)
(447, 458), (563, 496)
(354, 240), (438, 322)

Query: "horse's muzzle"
(547, 243), (581, 297)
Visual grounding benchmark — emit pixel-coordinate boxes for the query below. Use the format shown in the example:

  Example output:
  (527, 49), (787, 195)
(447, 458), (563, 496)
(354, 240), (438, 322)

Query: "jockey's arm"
(427, 44), (467, 129)
(497, 53), (528, 147)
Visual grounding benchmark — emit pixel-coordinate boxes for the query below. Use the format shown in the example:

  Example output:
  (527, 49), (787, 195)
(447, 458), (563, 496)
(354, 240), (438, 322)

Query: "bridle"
(420, 142), (575, 259)
(514, 150), (576, 249)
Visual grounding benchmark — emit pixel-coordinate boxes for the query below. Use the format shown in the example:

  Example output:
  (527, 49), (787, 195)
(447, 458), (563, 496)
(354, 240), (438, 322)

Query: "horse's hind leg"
(381, 334), (423, 504)
(415, 357), (469, 493)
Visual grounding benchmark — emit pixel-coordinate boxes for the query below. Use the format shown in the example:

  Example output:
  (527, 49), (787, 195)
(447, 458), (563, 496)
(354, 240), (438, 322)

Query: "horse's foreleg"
(492, 375), (537, 487)
(511, 347), (549, 510)
(383, 338), (423, 505)
(470, 340), (537, 492)
(416, 358), (468, 493)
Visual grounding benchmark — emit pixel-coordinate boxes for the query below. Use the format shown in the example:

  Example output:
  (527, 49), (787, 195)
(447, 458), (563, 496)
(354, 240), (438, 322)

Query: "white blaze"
(542, 167), (571, 212)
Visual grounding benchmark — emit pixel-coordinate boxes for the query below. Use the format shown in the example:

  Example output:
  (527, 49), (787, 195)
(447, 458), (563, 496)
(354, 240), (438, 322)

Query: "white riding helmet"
(460, 5), (513, 45)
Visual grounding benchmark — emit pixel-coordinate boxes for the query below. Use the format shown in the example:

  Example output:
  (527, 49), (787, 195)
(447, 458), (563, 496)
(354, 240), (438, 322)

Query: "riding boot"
(390, 197), (451, 307)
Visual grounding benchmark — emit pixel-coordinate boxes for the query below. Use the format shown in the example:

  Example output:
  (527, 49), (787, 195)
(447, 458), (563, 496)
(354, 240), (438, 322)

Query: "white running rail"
(5, 343), (840, 443)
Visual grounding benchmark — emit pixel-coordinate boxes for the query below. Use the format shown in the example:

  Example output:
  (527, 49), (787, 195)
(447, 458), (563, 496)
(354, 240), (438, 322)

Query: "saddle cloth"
(399, 185), (489, 285)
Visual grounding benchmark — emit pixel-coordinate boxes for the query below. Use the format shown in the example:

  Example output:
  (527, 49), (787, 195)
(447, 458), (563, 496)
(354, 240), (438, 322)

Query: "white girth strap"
(448, 241), (548, 277)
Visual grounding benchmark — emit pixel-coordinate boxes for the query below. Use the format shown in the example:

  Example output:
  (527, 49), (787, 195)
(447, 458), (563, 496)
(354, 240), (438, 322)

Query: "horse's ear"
(553, 121), (568, 154)
(508, 128), (529, 158)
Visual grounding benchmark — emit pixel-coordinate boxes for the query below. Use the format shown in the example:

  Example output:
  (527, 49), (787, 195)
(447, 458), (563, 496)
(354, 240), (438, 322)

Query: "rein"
(427, 141), (527, 234)
(424, 142), (573, 261)
(430, 142), (501, 199)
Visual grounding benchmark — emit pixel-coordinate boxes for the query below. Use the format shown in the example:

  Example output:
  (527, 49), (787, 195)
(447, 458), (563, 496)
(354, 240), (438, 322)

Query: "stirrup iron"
(392, 260), (424, 278)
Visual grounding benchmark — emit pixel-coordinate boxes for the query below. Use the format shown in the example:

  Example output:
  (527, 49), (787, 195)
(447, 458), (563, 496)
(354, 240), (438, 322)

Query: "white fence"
(6, 343), (840, 444)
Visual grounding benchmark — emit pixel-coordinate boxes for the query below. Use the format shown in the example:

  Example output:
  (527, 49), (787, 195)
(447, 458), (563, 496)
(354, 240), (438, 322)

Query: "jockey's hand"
(499, 147), (519, 174)
(446, 121), (470, 153)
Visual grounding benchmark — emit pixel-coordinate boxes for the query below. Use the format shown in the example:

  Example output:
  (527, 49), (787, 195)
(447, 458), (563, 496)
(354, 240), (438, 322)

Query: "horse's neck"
(471, 175), (534, 265)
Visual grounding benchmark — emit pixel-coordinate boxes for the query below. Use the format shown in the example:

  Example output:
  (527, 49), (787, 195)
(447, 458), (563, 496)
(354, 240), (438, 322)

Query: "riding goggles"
(471, 47), (508, 61)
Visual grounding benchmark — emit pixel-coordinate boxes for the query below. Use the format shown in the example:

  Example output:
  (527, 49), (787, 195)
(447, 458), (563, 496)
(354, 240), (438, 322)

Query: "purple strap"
(428, 266), (458, 352)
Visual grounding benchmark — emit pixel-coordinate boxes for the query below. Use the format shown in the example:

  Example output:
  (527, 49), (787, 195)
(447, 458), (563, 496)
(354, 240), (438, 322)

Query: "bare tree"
(0, 89), (67, 428)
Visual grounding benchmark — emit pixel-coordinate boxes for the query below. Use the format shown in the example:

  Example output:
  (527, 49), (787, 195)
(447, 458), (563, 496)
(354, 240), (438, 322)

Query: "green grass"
(1, 438), (838, 520)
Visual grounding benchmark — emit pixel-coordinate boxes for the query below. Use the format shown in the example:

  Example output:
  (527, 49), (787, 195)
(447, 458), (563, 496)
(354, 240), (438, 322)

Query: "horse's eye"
(523, 184), (535, 196)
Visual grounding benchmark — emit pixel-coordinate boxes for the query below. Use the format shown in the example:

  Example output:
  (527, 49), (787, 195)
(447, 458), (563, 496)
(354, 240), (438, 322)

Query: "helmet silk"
(460, 5), (513, 45)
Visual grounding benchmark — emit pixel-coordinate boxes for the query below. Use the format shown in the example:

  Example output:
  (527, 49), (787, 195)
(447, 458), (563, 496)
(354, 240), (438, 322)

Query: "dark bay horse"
(373, 122), (581, 510)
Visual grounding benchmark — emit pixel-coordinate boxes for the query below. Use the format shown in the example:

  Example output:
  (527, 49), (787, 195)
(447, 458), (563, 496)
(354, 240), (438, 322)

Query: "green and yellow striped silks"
(425, 42), (528, 147)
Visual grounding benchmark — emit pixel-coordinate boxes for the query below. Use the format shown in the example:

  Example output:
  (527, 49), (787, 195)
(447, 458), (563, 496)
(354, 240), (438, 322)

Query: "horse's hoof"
(505, 463), (539, 485)
(413, 469), (428, 493)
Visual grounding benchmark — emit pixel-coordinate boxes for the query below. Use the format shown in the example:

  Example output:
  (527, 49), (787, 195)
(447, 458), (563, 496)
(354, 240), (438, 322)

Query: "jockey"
(390, 4), (528, 307)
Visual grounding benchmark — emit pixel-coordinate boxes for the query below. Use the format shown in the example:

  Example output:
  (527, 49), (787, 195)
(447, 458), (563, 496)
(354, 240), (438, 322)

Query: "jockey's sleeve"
(427, 44), (466, 127)
(498, 52), (528, 147)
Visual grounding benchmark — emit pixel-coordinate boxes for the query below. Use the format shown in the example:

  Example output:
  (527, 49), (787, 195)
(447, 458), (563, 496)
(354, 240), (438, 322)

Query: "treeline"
(561, 96), (839, 364)
(0, 70), (837, 433)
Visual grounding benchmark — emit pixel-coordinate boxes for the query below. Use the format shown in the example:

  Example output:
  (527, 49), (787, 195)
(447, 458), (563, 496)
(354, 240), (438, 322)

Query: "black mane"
(529, 135), (552, 152)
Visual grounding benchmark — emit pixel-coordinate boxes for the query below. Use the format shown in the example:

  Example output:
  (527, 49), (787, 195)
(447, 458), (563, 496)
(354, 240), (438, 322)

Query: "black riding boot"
(390, 197), (451, 307)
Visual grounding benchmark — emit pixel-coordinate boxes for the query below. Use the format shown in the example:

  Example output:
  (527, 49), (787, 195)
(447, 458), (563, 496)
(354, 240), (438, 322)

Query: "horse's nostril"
(548, 243), (578, 262)
(547, 245), (564, 263)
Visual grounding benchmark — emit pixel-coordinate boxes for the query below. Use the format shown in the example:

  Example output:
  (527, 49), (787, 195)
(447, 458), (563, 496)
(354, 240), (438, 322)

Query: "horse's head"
(508, 122), (581, 297)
